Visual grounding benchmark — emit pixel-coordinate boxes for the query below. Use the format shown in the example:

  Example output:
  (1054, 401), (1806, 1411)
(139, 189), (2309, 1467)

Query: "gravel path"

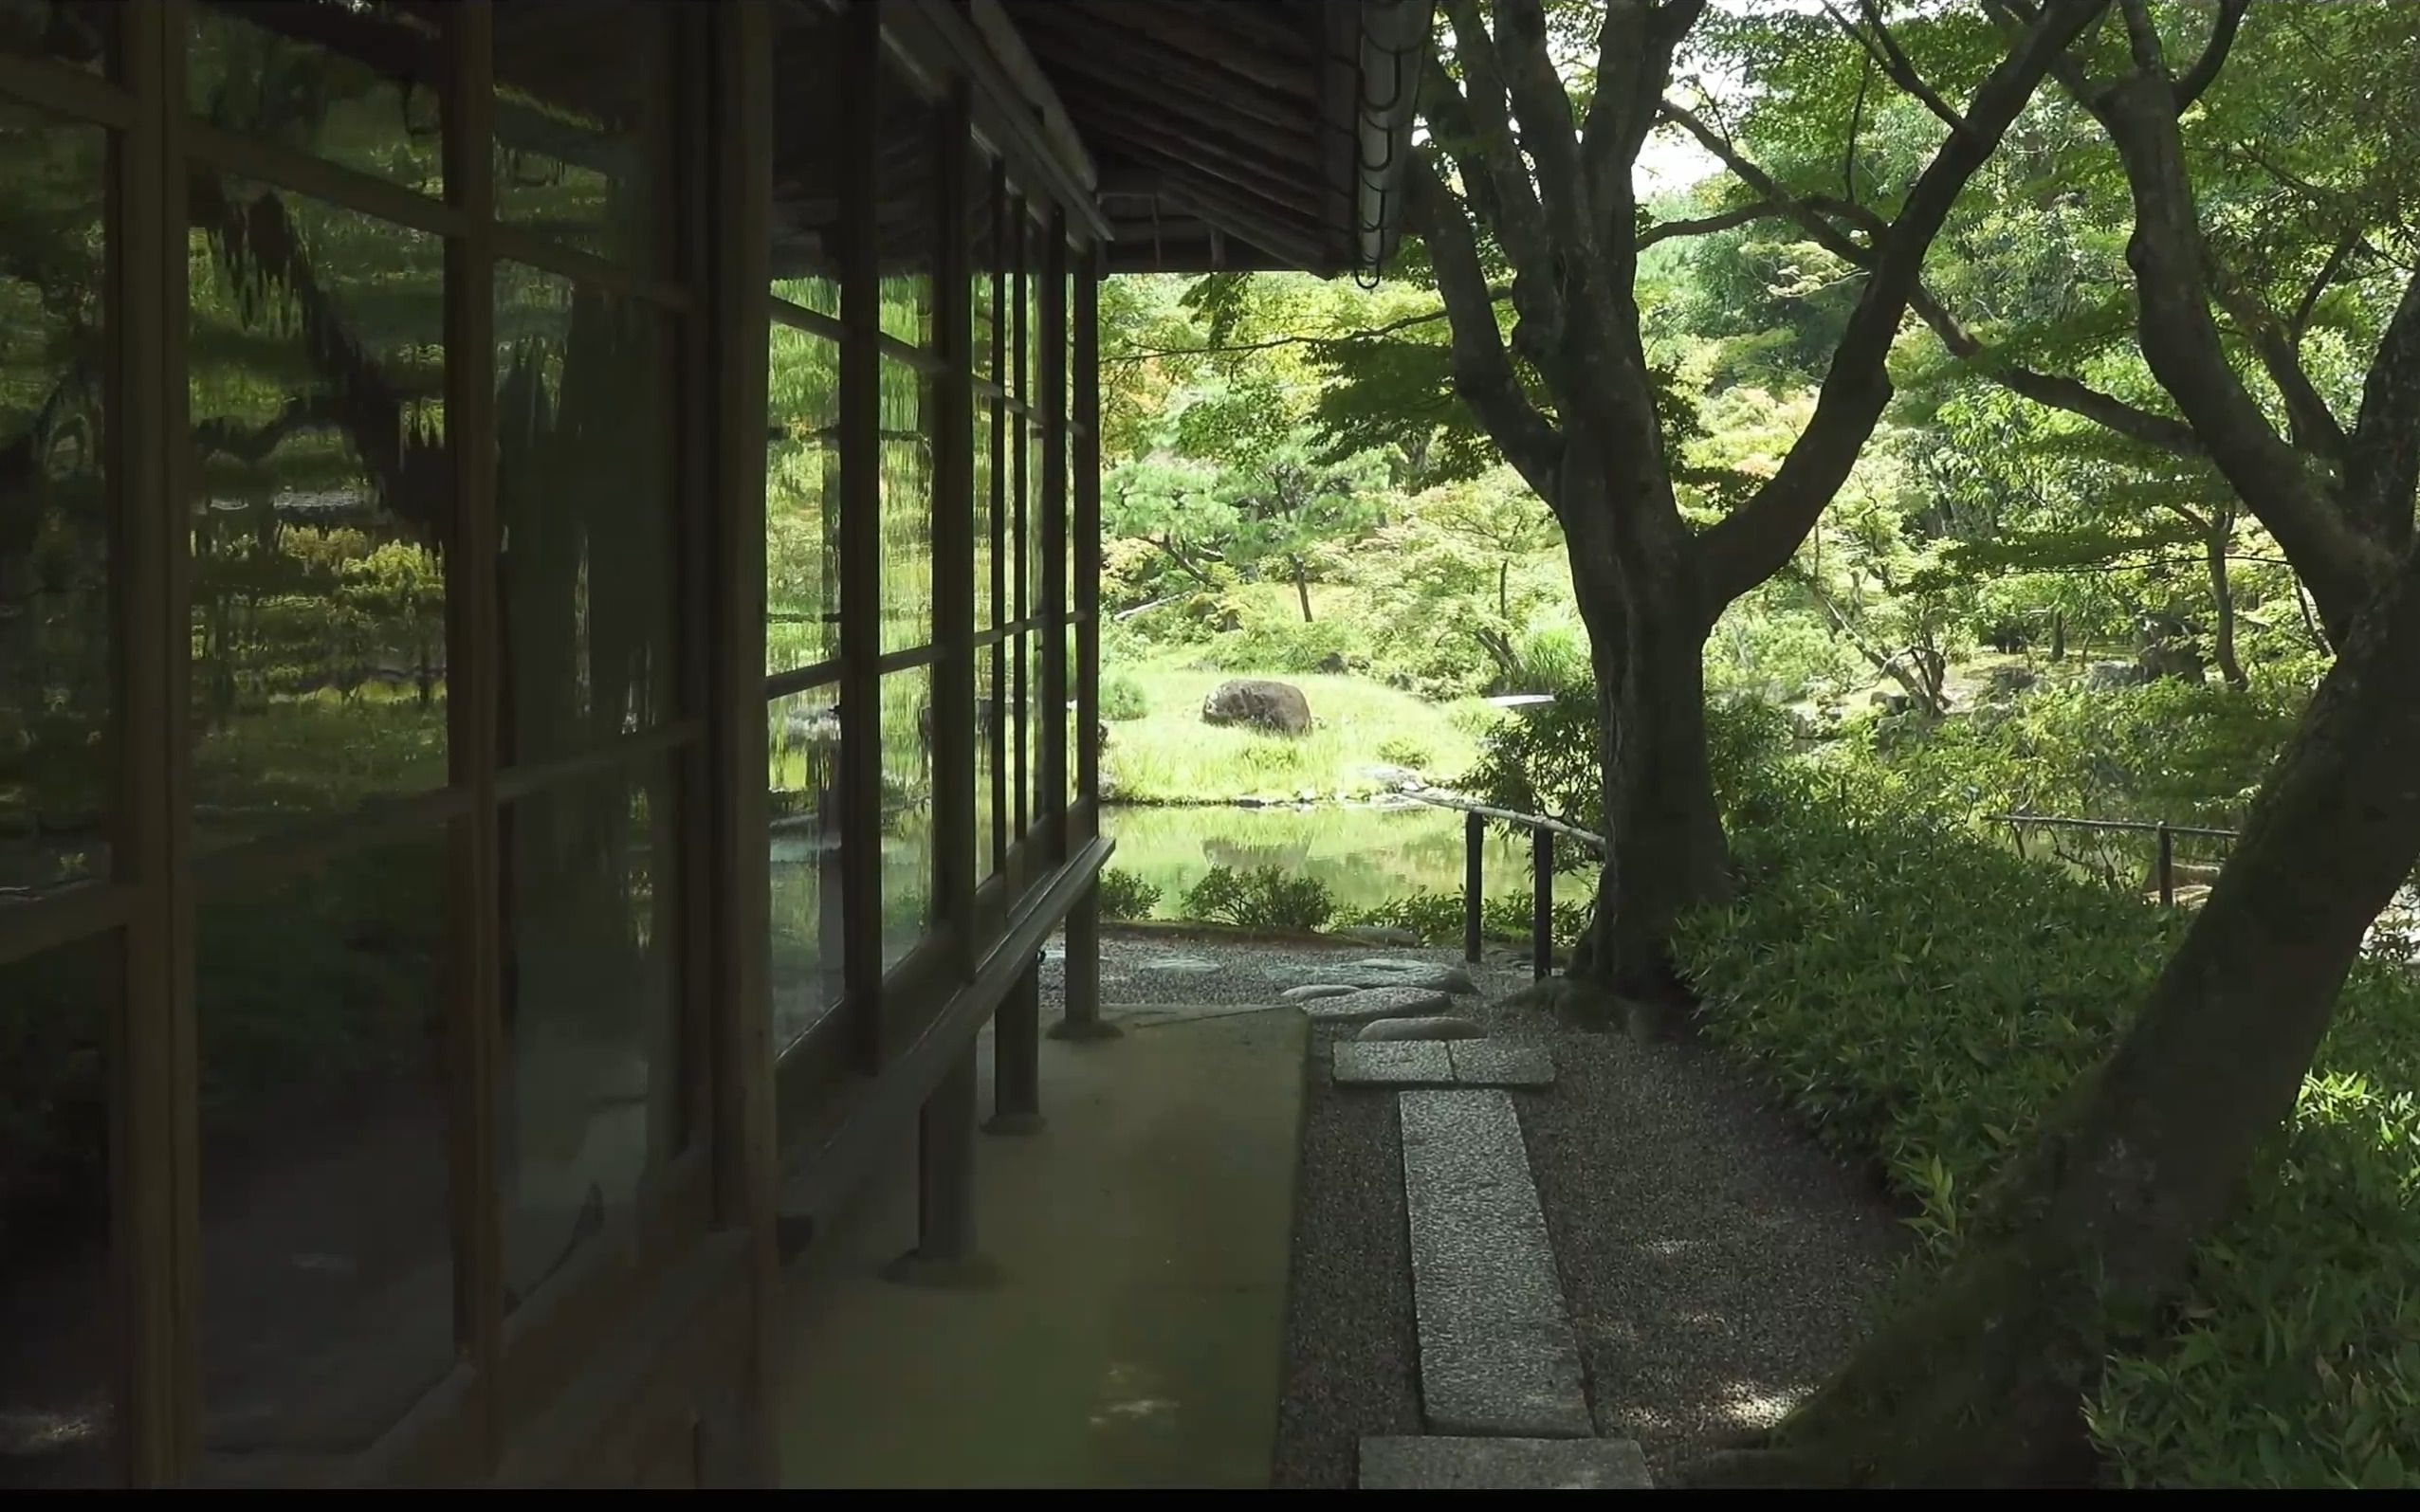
(1042, 925), (1907, 1488)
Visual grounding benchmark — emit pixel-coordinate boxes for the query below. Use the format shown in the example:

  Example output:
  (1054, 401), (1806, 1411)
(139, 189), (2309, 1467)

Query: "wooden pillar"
(703, 0), (779, 1484)
(1050, 880), (1116, 1041)
(835, 2), (884, 1069)
(932, 85), (976, 978)
(1039, 210), (1068, 861)
(985, 959), (1044, 1134)
(883, 1044), (982, 1283)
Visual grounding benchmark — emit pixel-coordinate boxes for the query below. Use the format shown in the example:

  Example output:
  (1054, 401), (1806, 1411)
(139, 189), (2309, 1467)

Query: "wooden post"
(882, 1042), (981, 1283)
(2158, 822), (2174, 906)
(836, 3), (884, 1069)
(1531, 828), (1553, 982)
(1050, 878), (1118, 1041)
(932, 84), (977, 978)
(703, 0), (779, 1484)
(1464, 811), (1484, 964)
(985, 956), (1044, 1134)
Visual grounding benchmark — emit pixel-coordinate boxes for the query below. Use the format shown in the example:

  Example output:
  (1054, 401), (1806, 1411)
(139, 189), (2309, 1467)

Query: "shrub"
(1375, 735), (1433, 769)
(1341, 887), (1591, 953)
(1180, 865), (1334, 932)
(1094, 867), (1162, 920)
(1100, 673), (1148, 721)
(1673, 761), (2420, 1487)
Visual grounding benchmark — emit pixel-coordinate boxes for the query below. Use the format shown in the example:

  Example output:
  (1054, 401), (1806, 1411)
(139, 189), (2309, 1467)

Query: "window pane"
(188, 1), (444, 197)
(972, 396), (995, 632)
(0, 933), (119, 1488)
(874, 65), (936, 349)
(1026, 629), (1050, 831)
(501, 754), (682, 1310)
(495, 263), (678, 765)
(877, 355), (931, 654)
(187, 176), (449, 851)
(768, 2), (844, 316)
(767, 322), (839, 675)
(768, 684), (843, 1050)
(0, 104), (108, 898)
(974, 644), (999, 884)
(197, 836), (450, 1452)
(969, 164), (997, 383)
(1026, 422), (1044, 617)
(492, 0), (675, 273)
(1, 0), (112, 71)
(878, 665), (930, 971)
(1020, 211), (1037, 404)
(1012, 631), (1031, 837)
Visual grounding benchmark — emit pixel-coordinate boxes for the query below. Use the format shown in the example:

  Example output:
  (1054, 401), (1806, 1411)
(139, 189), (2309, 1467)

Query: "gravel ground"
(1042, 925), (1907, 1488)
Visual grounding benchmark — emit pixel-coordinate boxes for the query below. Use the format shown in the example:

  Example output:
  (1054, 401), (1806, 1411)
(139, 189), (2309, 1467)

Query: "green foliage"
(1100, 672), (1148, 722)
(1341, 888), (1591, 954)
(1674, 759), (2420, 1488)
(1179, 865), (1335, 933)
(1374, 735), (1433, 769)
(1093, 867), (1162, 921)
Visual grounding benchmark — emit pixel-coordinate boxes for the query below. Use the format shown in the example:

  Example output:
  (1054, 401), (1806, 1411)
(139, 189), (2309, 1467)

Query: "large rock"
(1357, 1015), (1486, 1043)
(1299, 984), (1453, 1024)
(1280, 983), (1361, 1003)
(1336, 957), (1478, 995)
(1201, 678), (1311, 736)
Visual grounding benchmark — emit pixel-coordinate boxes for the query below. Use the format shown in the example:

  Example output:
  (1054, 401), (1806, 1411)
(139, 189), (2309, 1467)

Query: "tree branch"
(1666, 93), (2202, 459)
(2210, 279), (2349, 457)
(1402, 152), (1565, 501)
(1696, 0), (2115, 607)
(1488, 0), (1596, 255)
(1824, 0), (1966, 133)
(2173, 0), (2247, 111)
(1635, 200), (1780, 248)
(2343, 269), (2420, 549)
(2090, 70), (2392, 632)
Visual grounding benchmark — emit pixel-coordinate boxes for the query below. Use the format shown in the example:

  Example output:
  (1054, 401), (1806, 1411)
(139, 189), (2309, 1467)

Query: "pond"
(1099, 801), (1538, 920)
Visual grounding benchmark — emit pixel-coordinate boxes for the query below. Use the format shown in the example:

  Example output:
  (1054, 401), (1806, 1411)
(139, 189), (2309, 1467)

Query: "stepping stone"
(1136, 955), (1220, 974)
(1333, 1041), (1454, 1087)
(1339, 957), (1479, 994)
(1450, 1040), (1555, 1087)
(1279, 983), (1361, 1002)
(1399, 1090), (1591, 1438)
(1356, 1014), (1485, 1043)
(1300, 984), (1452, 1024)
(1358, 1436), (1650, 1490)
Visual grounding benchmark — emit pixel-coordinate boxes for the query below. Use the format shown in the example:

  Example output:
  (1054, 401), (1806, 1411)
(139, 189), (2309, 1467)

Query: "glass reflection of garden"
(5, 3), (689, 1474)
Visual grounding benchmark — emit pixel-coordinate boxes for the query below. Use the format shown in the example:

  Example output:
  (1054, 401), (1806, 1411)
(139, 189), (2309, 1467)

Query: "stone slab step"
(1333, 1040), (1553, 1088)
(1299, 984), (1453, 1025)
(1357, 1435), (1651, 1489)
(1399, 1089), (1591, 1438)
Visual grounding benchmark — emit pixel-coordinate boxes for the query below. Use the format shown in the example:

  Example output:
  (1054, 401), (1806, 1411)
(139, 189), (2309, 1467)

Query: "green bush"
(1180, 865), (1335, 932)
(1375, 735), (1433, 769)
(1673, 762), (2420, 1487)
(1342, 887), (1592, 953)
(1094, 866), (1162, 920)
(1100, 673), (1149, 721)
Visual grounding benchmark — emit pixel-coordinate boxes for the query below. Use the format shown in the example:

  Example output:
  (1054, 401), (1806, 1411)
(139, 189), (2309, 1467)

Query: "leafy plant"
(1673, 756), (2420, 1487)
(1093, 867), (1162, 921)
(1374, 735), (1433, 769)
(1100, 673), (1148, 721)
(1179, 865), (1334, 932)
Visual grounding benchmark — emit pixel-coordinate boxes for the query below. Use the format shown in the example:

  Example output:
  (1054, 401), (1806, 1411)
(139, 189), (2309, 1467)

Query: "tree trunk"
(2206, 508), (2247, 690)
(1291, 555), (1313, 623)
(1691, 547), (2420, 1487)
(1559, 503), (1732, 1028)
(2051, 609), (2065, 662)
(1498, 557), (1510, 620)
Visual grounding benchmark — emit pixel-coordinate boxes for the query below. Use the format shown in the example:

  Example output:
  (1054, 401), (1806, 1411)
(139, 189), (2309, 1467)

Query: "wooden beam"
(1066, 94), (1326, 219)
(836, 3), (885, 1071)
(1014, 4), (1313, 137)
(1057, 0), (1319, 96)
(932, 83), (977, 982)
(706, 0), (780, 1484)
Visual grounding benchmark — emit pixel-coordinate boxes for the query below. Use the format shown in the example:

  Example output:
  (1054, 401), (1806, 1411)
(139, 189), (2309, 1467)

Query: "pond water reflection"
(1100, 802), (1531, 920)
